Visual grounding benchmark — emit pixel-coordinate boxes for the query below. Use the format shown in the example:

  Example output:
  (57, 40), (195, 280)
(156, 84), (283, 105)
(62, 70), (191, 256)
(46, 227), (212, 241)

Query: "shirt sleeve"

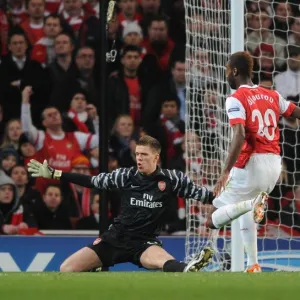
(226, 96), (246, 126)
(167, 169), (209, 202)
(91, 168), (127, 190)
(21, 103), (45, 151)
(275, 91), (296, 117)
(74, 132), (99, 151)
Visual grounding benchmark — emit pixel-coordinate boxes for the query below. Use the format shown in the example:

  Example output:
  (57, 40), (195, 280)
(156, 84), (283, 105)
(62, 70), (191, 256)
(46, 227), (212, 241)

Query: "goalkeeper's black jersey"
(91, 167), (209, 238)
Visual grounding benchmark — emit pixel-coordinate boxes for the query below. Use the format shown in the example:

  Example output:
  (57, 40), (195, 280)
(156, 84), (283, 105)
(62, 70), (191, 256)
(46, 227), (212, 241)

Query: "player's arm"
(21, 86), (44, 150)
(214, 97), (246, 196)
(223, 123), (245, 173)
(223, 96), (246, 173)
(277, 91), (299, 119)
(290, 107), (300, 119)
(27, 159), (127, 190)
(168, 169), (214, 204)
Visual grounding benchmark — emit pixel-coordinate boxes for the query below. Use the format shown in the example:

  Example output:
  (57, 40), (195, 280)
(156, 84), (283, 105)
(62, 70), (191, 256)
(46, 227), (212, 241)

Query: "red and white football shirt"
(226, 85), (296, 168)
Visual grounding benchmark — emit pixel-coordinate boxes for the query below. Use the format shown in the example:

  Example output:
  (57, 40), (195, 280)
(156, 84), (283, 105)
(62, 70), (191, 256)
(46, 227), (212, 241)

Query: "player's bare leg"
(140, 245), (214, 272)
(206, 192), (268, 229)
(140, 245), (176, 270)
(60, 247), (102, 272)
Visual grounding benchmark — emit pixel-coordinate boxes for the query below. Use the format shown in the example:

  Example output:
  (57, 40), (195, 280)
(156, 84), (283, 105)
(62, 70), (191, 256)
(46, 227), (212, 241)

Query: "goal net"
(184, 0), (300, 271)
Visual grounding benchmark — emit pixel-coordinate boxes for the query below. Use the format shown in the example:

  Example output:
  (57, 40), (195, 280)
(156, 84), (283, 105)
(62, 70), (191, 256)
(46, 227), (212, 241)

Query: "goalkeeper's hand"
(27, 159), (54, 179)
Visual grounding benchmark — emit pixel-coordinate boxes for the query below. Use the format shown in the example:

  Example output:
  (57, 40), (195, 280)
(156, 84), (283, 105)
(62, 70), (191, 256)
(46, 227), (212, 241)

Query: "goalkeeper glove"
(27, 159), (62, 179)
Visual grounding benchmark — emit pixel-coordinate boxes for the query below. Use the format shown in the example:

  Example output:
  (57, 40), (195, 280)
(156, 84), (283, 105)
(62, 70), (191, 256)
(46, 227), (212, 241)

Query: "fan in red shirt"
(21, 86), (98, 193)
(202, 51), (300, 273)
(20, 0), (45, 47)
(60, 0), (86, 37)
(142, 16), (174, 72)
(31, 14), (63, 66)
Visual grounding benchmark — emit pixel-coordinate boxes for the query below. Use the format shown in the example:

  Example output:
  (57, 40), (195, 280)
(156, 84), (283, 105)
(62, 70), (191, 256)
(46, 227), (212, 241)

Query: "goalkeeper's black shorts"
(87, 225), (162, 267)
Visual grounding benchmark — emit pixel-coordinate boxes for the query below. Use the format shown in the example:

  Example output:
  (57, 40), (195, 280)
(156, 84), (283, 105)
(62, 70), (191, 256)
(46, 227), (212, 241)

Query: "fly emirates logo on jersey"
(130, 193), (163, 208)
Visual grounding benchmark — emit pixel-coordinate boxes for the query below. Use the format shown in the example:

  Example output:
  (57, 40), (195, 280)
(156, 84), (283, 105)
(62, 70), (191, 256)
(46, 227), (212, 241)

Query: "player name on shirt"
(246, 93), (275, 105)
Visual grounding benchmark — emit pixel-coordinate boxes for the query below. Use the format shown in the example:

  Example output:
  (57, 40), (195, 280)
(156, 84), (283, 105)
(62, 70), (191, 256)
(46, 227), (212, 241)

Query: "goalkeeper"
(28, 135), (214, 272)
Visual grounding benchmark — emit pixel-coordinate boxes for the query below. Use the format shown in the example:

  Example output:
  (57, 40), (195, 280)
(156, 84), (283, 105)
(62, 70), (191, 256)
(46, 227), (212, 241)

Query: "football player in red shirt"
(206, 51), (300, 272)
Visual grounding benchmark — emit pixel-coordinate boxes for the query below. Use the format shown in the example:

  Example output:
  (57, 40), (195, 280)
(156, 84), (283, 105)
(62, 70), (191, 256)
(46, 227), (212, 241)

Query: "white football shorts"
(213, 153), (282, 208)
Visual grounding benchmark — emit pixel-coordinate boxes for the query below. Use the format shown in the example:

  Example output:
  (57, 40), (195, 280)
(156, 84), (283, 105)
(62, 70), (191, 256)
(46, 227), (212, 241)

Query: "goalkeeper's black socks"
(163, 259), (187, 272)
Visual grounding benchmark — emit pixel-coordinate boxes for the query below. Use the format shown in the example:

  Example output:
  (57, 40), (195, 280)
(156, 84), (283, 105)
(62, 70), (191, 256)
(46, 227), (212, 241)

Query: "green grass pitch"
(1, 272), (300, 300)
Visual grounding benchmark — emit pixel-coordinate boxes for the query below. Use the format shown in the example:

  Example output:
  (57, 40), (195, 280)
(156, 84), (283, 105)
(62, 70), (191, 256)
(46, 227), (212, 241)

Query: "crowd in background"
(0, 0), (299, 235)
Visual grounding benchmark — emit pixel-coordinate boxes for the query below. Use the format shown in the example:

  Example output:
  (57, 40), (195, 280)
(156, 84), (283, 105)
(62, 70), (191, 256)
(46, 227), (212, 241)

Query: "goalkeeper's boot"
(184, 247), (214, 272)
(244, 263), (262, 273)
(252, 192), (268, 224)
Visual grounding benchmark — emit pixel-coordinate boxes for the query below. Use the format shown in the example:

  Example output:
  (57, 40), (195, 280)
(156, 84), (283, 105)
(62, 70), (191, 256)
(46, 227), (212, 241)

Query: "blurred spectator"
(108, 45), (143, 128)
(45, 0), (61, 15)
(7, 0), (28, 26)
(60, 0), (85, 38)
(0, 8), (9, 56)
(118, 0), (142, 32)
(189, 48), (217, 88)
(76, 190), (100, 229)
(63, 155), (93, 218)
(21, 86), (98, 174)
(10, 165), (42, 213)
(252, 43), (276, 84)
(142, 16), (174, 72)
(18, 133), (37, 165)
(143, 56), (185, 132)
(246, 8), (286, 68)
(246, 0), (273, 16)
(0, 147), (19, 175)
(83, 0), (99, 19)
(19, 0), (45, 47)
(272, 0), (293, 41)
(110, 114), (139, 167)
(0, 119), (22, 150)
(89, 147), (119, 174)
(50, 46), (99, 111)
(47, 32), (76, 89)
(274, 45), (300, 100)
(64, 91), (99, 134)
(78, 15), (100, 55)
(158, 96), (184, 167)
(140, 0), (164, 36)
(165, 0), (185, 45)
(0, 32), (50, 125)
(34, 184), (72, 229)
(0, 170), (35, 235)
(200, 86), (219, 156)
(122, 22), (146, 57)
(288, 16), (300, 46)
(140, 0), (161, 16)
(31, 14), (63, 66)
